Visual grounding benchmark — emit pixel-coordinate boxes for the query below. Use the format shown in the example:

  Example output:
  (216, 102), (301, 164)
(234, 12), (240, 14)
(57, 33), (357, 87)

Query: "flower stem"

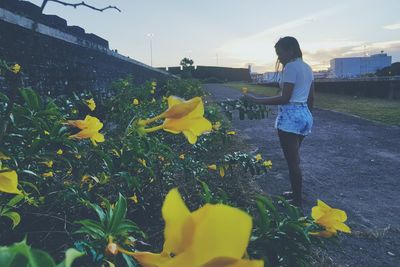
(116, 245), (136, 256)
(139, 113), (165, 126)
(143, 124), (164, 133)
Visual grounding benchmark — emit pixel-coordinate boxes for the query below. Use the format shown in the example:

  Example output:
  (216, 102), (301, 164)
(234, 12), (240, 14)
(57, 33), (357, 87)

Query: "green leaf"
(0, 92), (9, 102)
(56, 248), (85, 267)
(19, 88), (42, 111)
(122, 254), (139, 267)
(108, 194), (127, 233)
(88, 203), (106, 225)
(2, 211), (21, 229)
(7, 195), (24, 207)
(0, 239), (56, 267)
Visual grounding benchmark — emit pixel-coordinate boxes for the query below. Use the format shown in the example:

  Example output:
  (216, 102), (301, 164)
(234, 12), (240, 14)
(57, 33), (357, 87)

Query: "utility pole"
(147, 33), (154, 67)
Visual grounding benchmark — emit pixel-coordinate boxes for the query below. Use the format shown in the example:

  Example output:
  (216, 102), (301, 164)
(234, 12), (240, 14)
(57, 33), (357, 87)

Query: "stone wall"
(0, 1), (174, 96)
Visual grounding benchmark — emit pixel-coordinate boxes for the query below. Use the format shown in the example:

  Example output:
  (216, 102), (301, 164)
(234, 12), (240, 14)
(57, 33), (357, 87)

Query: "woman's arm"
(307, 82), (315, 111)
(244, 83), (294, 105)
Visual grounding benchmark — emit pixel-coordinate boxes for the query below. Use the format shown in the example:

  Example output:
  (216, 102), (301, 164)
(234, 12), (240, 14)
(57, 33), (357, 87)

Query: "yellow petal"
(164, 96), (202, 119)
(182, 130), (198, 144)
(171, 204), (253, 266)
(311, 206), (325, 221)
(317, 200), (332, 212)
(333, 221), (351, 233)
(86, 98), (96, 111)
(161, 188), (191, 255)
(163, 117), (212, 137)
(219, 166), (225, 177)
(132, 252), (170, 267)
(0, 170), (21, 194)
(91, 132), (105, 143)
(208, 164), (217, 170)
(202, 257), (264, 267)
(0, 151), (11, 160)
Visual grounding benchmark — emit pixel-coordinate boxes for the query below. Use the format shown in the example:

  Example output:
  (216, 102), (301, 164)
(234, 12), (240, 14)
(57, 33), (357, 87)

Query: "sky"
(28, 0), (400, 73)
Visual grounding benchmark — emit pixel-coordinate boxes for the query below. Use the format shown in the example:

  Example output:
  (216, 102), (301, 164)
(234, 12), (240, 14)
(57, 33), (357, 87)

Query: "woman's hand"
(243, 93), (255, 102)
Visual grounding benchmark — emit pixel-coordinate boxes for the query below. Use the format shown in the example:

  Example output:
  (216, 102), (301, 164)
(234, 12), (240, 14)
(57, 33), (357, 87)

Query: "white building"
(330, 52), (391, 78)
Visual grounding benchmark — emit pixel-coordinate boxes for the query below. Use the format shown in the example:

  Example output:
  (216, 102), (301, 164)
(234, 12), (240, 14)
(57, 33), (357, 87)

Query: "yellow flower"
(67, 115), (105, 146)
(241, 87), (248, 94)
(44, 130), (50, 135)
(81, 175), (91, 183)
(150, 89), (155, 94)
(212, 121), (222, 131)
(141, 96), (212, 144)
(75, 154), (82, 159)
(0, 151), (11, 160)
(0, 169), (21, 194)
(86, 98), (96, 111)
(57, 149), (63, 155)
(262, 160), (272, 169)
(129, 193), (139, 204)
(151, 81), (157, 87)
(127, 188), (263, 267)
(42, 171), (54, 178)
(40, 160), (53, 168)
(11, 64), (21, 74)
(219, 166), (225, 177)
(311, 200), (351, 237)
(138, 159), (147, 167)
(255, 154), (262, 162)
(208, 164), (217, 171)
(227, 131), (236, 135)
(133, 98), (140, 105)
(179, 154), (185, 160)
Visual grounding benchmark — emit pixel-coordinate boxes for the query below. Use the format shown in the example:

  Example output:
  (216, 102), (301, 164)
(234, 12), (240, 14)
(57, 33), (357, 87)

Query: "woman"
(243, 36), (314, 208)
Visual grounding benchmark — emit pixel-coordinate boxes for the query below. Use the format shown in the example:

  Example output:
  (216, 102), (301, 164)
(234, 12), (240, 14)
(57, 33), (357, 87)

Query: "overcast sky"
(28, 0), (400, 72)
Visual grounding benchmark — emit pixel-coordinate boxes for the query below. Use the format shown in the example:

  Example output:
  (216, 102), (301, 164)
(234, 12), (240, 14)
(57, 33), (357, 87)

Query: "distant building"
(251, 71), (280, 83)
(330, 52), (391, 78)
(313, 70), (329, 79)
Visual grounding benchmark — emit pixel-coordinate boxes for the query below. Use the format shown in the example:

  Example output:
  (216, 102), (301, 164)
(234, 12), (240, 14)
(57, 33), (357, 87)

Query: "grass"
(225, 82), (400, 126)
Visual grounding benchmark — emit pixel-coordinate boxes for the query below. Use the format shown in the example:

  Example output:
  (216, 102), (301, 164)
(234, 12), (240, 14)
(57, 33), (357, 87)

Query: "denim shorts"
(274, 103), (313, 136)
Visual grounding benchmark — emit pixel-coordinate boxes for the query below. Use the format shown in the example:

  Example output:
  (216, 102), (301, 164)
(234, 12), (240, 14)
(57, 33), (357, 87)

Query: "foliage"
(0, 60), (350, 267)
(249, 196), (324, 267)
(179, 57), (194, 68)
(219, 98), (272, 121)
(0, 239), (83, 267)
(74, 194), (143, 266)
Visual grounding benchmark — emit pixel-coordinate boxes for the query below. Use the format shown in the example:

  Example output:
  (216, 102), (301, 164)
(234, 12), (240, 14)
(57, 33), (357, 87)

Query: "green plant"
(0, 239), (83, 267)
(249, 195), (322, 267)
(0, 194), (24, 229)
(74, 194), (143, 266)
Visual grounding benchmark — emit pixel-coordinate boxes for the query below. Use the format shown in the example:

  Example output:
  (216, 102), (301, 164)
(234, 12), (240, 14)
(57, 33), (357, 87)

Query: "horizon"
(26, 0), (400, 73)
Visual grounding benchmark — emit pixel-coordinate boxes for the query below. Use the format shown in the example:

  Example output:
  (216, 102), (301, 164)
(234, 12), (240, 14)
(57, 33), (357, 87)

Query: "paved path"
(203, 83), (400, 267)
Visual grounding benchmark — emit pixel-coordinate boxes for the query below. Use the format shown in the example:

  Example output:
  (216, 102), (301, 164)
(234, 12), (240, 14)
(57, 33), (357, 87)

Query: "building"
(251, 71), (280, 83)
(329, 52), (392, 78)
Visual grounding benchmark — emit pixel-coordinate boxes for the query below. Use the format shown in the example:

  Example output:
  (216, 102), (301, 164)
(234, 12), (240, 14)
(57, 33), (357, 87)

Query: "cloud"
(383, 23), (400, 30)
(303, 40), (400, 70)
(217, 7), (342, 71)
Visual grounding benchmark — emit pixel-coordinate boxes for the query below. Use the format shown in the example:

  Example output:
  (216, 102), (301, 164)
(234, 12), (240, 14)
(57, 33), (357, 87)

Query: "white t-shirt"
(279, 58), (313, 103)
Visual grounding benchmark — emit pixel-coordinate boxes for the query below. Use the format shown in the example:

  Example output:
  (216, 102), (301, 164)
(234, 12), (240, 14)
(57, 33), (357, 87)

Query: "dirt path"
(203, 83), (400, 267)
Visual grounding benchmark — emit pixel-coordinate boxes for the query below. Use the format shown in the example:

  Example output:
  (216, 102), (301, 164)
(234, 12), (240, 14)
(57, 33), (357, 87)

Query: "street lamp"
(147, 33), (154, 67)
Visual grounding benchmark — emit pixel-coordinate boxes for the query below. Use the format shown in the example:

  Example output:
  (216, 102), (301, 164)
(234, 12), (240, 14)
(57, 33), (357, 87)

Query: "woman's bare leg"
(278, 129), (304, 208)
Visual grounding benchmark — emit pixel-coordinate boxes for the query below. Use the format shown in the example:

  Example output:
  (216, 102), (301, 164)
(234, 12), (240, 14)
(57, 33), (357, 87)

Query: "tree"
(376, 62), (400, 76)
(180, 58), (194, 68)
(40, 0), (121, 13)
